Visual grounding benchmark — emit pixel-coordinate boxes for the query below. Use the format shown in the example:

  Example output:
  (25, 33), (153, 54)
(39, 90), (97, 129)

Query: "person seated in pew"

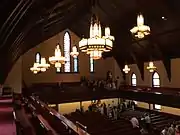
(161, 126), (168, 135)
(130, 117), (139, 128)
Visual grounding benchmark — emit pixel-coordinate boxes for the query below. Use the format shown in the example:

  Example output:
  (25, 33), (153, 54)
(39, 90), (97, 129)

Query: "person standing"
(130, 117), (139, 128)
(144, 113), (151, 131)
(161, 126), (168, 135)
(167, 124), (175, 135)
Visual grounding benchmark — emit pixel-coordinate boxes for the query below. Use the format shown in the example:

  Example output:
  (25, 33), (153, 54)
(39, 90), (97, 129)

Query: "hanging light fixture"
(30, 63), (40, 74)
(79, 15), (114, 60)
(123, 65), (130, 74)
(49, 44), (65, 68)
(38, 57), (50, 72)
(70, 46), (79, 58)
(130, 13), (150, 39)
(147, 61), (156, 72)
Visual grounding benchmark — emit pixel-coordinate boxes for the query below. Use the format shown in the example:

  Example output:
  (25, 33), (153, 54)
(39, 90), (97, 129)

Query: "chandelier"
(123, 65), (130, 74)
(79, 15), (114, 60)
(38, 57), (50, 72)
(130, 14), (150, 39)
(49, 44), (65, 68)
(147, 61), (156, 72)
(70, 46), (79, 58)
(30, 63), (40, 74)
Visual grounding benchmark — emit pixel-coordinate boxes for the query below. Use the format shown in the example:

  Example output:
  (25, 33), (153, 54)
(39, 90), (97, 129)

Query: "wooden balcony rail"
(31, 96), (90, 135)
(76, 121), (87, 132)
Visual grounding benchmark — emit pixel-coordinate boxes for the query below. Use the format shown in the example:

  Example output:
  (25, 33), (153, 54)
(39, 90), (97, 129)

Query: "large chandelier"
(70, 46), (79, 58)
(123, 65), (130, 74)
(38, 57), (50, 72)
(147, 61), (156, 72)
(130, 14), (150, 39)
(49, 44), (65, 68)
(30, 63), (40, 74)
(79, 16), (114, 60)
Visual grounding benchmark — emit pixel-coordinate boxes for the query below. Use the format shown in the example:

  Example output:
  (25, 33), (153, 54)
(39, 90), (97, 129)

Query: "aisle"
(0, 97), (16, 135)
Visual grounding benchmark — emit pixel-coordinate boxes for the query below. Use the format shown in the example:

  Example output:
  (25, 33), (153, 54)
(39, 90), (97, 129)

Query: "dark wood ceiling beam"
(0, 0), (24, 38)
(0, 0), (35, 49)
(8, 0), (77, 55)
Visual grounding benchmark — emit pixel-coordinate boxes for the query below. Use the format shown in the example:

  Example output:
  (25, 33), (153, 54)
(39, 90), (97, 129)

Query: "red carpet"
(0, 96), (16, 135)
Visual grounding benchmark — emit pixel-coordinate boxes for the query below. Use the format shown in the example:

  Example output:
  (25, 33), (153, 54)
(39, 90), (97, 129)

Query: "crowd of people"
(86, 100), (136, 120)
(80, 71), (124, 91)
(161, 123), (180, 135)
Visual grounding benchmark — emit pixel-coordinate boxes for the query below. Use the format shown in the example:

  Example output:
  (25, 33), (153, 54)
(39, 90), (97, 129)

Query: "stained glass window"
(131, 73), (137, 86)
(90, 57), (94, 72)
(35, 52), (41, 63)
(73, 56), (78, 72)
(64, 32), (71, 72)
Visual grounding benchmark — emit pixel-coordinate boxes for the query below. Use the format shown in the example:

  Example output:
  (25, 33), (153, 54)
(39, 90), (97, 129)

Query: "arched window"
(35, 52), (41, 63)
(90, 57), (94, 73)
(73, 56), (78, 72)
(152, 72), (161, 110)
(152, 72), (160, 87)
(64, 32), (71, 72)
(131, 73), (137, 86)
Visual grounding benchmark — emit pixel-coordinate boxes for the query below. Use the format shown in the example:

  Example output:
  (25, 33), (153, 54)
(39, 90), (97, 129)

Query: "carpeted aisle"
(0, 97), (16, 135)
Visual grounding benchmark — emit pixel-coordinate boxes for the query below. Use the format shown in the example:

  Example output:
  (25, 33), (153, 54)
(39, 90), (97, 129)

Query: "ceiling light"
(38, 57), (50, 72)
(130, 13), (150, 39)
(147, 61), (156, 72)
(49, 44), (65, 68)
(79, 15), (114, 60)
(30, 63), (40, 74)
(123, 65), (130, 74)
(70, 46), (79, 58)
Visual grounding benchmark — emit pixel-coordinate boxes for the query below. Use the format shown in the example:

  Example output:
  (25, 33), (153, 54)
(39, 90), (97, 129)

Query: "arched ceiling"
(1, 0), (180, 83)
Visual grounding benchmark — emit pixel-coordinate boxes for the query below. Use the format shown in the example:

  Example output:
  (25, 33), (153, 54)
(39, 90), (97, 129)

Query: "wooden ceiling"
(1, 0), (180, 83)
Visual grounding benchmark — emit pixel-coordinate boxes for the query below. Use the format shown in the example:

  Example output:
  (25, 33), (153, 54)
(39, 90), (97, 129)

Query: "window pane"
(155, 104), (161, 110)
(74, 56), (78, 72)
(35, 53), (41, 63)
(131, 73), (137, 86)
(64, 32), (71, 72)
(153, 72), (160, 87)
(132, 79), (136, 86)
(90, 57), (94, 72)
(153, 78), (160, 86)
(132, 73), (136, 79)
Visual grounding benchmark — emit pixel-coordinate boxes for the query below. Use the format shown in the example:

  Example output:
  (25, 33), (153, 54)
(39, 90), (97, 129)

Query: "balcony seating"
(66, 111), (141, 135)
(120, 109), (180, 134)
